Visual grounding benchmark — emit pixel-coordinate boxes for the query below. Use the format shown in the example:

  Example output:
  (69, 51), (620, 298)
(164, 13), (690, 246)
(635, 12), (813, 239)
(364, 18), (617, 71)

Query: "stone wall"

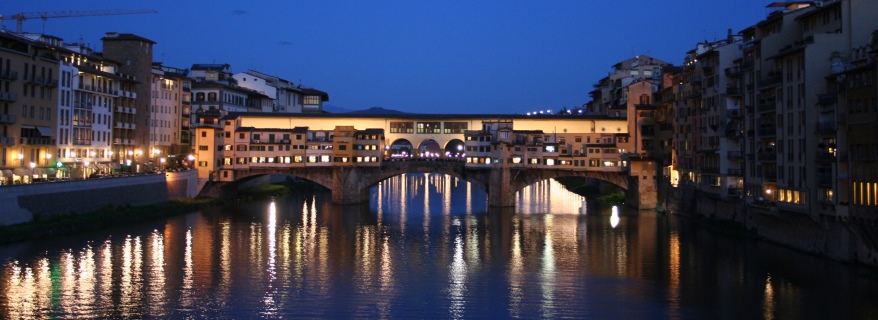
(660, 181), (878, 267)
(0, 170), (198, 226)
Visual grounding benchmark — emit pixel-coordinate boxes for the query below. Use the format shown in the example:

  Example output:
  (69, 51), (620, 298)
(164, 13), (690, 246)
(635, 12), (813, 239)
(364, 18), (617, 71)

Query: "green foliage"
(596, 192), (625, 205)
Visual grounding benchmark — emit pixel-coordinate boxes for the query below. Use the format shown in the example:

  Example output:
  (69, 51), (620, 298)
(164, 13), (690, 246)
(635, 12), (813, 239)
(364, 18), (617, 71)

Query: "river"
(1, 173), (877, 319)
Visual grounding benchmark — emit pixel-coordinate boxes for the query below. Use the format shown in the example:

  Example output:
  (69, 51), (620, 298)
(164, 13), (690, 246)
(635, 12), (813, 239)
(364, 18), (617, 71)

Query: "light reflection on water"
(1, 173), (877, 319)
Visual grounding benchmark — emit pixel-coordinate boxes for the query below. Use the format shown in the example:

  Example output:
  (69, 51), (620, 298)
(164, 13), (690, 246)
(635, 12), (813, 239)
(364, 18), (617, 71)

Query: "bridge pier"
(487, 168), (516, 207)
(624, 175), (658, 210)
(332, 167), (371, 205)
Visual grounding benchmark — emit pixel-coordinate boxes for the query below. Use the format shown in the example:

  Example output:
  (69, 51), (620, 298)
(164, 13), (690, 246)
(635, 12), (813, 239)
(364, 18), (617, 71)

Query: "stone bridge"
(207, 160), (653, 209)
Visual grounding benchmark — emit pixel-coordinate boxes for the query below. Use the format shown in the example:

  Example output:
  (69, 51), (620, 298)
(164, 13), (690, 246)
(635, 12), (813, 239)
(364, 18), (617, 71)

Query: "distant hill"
(347, 107), (407, 114)
(322, 104), (352, 113)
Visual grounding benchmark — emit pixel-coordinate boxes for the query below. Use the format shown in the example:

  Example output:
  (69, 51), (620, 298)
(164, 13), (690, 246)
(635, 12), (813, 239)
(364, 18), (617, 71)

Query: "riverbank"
(0, 181), (323, 245)
(0, 197), (222, 245)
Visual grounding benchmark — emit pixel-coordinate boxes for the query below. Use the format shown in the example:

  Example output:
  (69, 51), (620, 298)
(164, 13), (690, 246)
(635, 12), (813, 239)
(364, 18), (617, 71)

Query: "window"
(303, 95), (321, 105)
(198, 145), (208, 151)
(417, 122), (441, 134)
(390, 122), (413, 133)
(443, 122), (467, 134)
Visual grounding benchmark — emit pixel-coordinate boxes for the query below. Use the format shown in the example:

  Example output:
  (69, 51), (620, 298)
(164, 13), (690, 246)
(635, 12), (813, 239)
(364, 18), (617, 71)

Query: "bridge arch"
(506, 169), (628, 195)
(201, 162), (650, 209)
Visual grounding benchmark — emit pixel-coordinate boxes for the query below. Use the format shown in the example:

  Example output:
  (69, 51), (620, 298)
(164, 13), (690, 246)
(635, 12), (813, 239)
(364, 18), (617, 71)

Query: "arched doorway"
(389, 139), (414, 159)
(418, 139), (441, 158)
(444, 139), (465, 159)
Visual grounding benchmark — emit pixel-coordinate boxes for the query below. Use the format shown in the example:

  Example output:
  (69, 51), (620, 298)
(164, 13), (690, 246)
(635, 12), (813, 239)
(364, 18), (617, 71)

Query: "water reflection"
(1, 174), (877, 319)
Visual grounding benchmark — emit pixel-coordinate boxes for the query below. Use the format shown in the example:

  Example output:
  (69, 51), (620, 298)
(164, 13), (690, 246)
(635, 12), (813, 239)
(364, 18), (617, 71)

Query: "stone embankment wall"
(0, 170), (198, 226)
(661, 182), (878, 268)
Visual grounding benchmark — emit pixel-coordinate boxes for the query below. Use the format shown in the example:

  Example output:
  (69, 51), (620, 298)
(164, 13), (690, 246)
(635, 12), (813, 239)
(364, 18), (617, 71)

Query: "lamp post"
(153, 148), (160, 171)
(17, 153), (23, 167)
(29, 162), (35, 183)
(135, 149), (143, 172)
(160, 157), (166, 171)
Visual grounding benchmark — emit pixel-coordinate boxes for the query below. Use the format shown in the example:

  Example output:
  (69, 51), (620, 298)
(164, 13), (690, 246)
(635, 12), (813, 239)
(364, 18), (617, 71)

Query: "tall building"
(190, 64), (272, 116)
(0, 31), (60, 184)
(738, 0), (878, 218)
(666, 35), (745, 200)
(150, 63), (191, 167)
(59, 40), (138, 177)
(586, 55), (670, 117)
(233, 69), (303, 113)
(101, 32), (156, 168)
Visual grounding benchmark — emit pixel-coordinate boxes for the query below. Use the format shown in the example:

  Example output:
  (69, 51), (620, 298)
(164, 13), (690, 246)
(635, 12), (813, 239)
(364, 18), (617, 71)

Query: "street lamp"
(29, 162), (35, 183)
(17, 153), (23, 167)
(160, 157), (166, 171)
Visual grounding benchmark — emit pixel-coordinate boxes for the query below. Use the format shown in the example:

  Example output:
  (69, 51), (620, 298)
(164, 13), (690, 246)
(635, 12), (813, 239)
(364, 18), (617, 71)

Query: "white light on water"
(610, 206), (620, 228)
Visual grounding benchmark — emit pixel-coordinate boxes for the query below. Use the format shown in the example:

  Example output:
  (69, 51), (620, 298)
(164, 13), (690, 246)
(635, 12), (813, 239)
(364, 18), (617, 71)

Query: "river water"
(1, 173), (877, 319)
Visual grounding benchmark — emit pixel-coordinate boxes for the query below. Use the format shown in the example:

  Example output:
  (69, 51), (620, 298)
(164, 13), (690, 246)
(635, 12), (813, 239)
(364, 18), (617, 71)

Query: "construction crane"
(0, 9), (157, 33)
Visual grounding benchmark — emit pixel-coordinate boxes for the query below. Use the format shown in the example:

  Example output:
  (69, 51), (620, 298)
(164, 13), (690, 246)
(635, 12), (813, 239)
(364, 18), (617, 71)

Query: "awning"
(33, 168), (48, 176)
(13, 167), (29, 176)
(36, 126), (53, 136)
(1, 170), (11, 178)
(111, 163), (121, 169)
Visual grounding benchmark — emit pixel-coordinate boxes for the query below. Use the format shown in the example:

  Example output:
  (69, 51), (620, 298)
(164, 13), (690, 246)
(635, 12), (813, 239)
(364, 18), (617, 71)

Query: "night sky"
(3, 0), (768, 114)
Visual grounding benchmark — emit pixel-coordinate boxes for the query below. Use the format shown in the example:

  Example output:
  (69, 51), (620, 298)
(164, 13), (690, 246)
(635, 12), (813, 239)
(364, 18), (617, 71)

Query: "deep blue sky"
(3, 1), (768, 114)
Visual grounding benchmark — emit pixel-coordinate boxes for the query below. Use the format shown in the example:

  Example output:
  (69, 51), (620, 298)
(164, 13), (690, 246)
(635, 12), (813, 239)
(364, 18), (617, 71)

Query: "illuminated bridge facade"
(194, 113), (658, 209)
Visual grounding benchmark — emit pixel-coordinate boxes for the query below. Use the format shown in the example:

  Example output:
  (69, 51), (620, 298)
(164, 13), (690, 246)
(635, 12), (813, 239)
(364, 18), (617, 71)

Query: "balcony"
(758, 153), (776, 161)
(758, 101), (777, 113)
(727, 151), (742, 160)
(726, 86), (742, 96)
(702, 166), (720, 174)
(727, 168), (743, 176)
(816, 151), (836, 162)
(759, 74), (782, 88)
(0, 136), (13, 146)
(0, 70), (17, 81)
(817, 94), (836, 108)
(817, 174), (833, 188)
(725, 66), (745, 77)
(26, 76), (57, 87)
(725, 129), (742, 139)
(816, 121), (836, 133)
(20, 137), (55, 145)
(726, 109), (742, 118)
(0, 114), (15, 124)
(115, 106), (136, 114)
(0, 92), (17, 102)
(758, 127), (776, 136)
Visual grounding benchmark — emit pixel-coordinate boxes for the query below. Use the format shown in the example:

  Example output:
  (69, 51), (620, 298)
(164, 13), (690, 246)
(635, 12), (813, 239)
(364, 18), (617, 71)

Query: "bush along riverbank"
(554, 177), (625, 205)
(0, 181), (325, 245)
(0, 197), (222, 245)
